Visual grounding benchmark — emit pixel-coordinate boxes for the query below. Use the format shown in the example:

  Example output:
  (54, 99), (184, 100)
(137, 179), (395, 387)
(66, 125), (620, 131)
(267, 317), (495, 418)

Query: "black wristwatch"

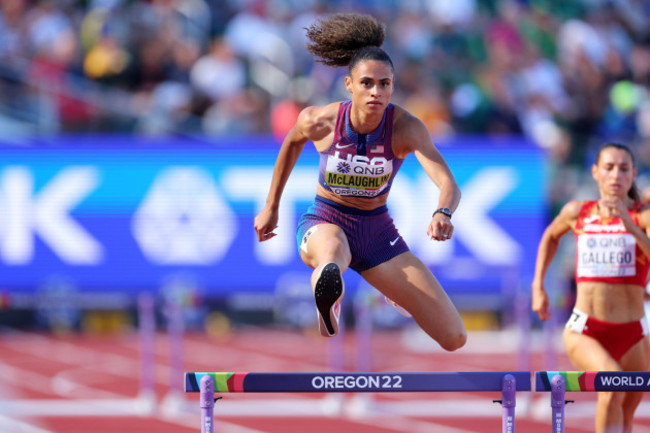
(432, 207), (452, 219)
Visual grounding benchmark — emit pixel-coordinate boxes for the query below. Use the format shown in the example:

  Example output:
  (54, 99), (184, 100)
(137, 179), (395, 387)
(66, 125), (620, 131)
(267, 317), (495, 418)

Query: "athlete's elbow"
(440, 329), (467, 352)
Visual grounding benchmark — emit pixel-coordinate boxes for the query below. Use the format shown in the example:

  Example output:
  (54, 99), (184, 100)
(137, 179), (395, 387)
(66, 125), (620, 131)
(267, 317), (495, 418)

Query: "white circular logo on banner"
(132, 167), (236, 264)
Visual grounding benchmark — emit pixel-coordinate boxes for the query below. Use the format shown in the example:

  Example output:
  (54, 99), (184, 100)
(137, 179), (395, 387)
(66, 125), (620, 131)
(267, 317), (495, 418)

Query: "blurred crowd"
(1, 0), (650, 204)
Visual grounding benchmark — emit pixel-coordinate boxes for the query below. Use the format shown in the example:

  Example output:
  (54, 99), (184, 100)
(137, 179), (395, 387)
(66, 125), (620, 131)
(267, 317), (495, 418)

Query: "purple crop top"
(318, 101), (404, 199)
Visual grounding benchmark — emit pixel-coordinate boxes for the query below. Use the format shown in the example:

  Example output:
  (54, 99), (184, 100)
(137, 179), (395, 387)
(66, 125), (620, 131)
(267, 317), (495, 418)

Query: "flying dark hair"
(305, 13), (394, 75)
(595, 142), (640, 201)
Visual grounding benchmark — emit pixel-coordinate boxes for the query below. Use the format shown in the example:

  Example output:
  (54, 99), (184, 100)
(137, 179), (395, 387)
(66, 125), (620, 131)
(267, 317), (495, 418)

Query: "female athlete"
(254, 13), (466, 352)
(533, 142), (650, 432)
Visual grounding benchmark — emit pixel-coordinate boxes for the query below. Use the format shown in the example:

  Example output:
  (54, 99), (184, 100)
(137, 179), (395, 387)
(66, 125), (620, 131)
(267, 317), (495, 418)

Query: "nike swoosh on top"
(335, 142), (356, 149)
(390, 237), (400, 246)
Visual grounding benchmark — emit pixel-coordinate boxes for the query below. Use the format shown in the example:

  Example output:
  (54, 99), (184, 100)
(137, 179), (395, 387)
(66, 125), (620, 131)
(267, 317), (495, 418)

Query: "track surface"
(1, 327), (650, 433)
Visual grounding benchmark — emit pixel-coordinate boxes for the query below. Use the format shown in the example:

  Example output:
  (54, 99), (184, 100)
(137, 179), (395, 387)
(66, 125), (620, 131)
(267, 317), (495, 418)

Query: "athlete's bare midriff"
(574, 281), (646, 322)
(316, 184), (388, 211)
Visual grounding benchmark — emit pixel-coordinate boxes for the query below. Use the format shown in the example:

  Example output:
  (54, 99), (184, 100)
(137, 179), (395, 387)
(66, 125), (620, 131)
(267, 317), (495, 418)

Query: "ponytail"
(305, 13), (393, 74)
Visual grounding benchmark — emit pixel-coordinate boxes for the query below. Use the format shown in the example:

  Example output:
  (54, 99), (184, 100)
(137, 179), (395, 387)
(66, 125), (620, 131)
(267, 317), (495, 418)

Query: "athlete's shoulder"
(636, 202), (650, 229)
(560, 200), (585, 221)
(298, 102), (342, 141)
(299, 102), (341, 125)
(390, 104), (430, 152)
(633, 201), (650, 212)
(636, 201), (650, 218)
(390, 104), (422, 130)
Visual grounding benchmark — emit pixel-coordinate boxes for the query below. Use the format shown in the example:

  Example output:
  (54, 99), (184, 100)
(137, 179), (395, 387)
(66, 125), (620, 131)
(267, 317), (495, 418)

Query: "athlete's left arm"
(634, 204), (650, 260)
(608, 199), (650, 259)
(393, 111), (460, 241)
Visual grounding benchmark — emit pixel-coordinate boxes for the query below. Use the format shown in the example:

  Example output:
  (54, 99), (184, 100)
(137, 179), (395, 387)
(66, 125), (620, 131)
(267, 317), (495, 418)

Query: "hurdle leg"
(550, 374), (566, 433)
(138, 292), (156, 404)
(200, 375), (215, 433)
(500, 374), (516, 433)
(348, 296), (373, 417)
(169, 295), (185, 397)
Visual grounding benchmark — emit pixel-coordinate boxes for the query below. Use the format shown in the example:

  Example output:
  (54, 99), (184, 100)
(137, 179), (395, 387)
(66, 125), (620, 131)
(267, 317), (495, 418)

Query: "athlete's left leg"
(563, 328), (624, 433)
(360, 251), (466, 351)
(620, 336), (650, 432)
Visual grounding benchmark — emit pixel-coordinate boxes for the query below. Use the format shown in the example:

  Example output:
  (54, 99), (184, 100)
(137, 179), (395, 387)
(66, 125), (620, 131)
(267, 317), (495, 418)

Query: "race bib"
(324, 153), (393, 198)
(577, 233), (636, 277)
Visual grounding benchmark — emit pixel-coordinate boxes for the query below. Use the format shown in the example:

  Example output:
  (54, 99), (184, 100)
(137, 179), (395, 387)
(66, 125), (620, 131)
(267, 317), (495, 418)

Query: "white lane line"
(0, 331), (153, 399)
(0, 360), (128, 400)
(0, 363), (63, 394)
(0, 398), (155, 416)
(159, 409), (268, 433)
(0, 414), (53, 433)
(530, 396), (650, 419)
(350, 414), (482, 433)
(181, 337), (331, 371)
(175, 398), (516, 418)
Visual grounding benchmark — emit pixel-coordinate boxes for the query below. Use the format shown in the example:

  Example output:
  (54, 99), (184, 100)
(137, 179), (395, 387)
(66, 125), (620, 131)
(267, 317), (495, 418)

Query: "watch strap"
(432, 208), (452, 219)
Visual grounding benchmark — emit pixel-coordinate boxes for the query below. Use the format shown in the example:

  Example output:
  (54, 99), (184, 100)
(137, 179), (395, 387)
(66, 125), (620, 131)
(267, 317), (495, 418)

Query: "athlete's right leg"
(563, 328), (624, 433)
(299, 223), (352, 337)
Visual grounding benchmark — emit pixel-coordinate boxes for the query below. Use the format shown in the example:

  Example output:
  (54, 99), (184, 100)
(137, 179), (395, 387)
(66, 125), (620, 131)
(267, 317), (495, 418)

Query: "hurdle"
(535, 371), (650, 432)
(185, 371), (531, 433)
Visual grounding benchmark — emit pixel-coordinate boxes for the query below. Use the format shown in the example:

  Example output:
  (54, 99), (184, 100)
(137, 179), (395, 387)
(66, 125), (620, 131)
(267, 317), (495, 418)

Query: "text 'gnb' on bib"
(577, 233), (636, 277)
(324, 153), (393, 198)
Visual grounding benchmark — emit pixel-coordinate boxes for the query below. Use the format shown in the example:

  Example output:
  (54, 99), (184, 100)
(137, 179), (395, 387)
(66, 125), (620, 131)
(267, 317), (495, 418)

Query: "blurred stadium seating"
(0, 0), (648, 330)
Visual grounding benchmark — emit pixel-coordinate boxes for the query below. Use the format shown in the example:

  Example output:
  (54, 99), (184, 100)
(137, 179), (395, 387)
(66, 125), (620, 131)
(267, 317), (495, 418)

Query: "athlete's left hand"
(428, 214), (453, 241)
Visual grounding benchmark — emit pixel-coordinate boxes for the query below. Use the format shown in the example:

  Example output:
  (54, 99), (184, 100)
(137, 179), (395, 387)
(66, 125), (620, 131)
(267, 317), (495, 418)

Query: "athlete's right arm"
(254, 106), (330, 242)
(532, 200), (580, 321)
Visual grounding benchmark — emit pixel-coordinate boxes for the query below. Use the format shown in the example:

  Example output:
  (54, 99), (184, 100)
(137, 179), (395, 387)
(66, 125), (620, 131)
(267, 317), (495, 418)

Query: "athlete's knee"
(439, 328), (467, 352)
(599, 391), (625, 410)
(320, 237), (351, 263)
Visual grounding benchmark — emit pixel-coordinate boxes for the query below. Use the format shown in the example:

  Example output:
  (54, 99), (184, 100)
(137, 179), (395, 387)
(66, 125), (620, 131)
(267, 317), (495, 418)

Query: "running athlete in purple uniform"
(254, 13), (466, 351)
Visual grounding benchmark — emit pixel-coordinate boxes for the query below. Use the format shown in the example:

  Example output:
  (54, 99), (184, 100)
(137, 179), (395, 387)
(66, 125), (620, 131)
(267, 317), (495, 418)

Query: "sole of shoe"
(314, 263), (344, 337)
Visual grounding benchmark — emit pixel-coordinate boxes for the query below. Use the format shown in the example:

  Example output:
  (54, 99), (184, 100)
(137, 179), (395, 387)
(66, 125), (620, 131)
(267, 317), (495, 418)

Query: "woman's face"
(345, 60), (394, 114)
(592, 147), (636, 198)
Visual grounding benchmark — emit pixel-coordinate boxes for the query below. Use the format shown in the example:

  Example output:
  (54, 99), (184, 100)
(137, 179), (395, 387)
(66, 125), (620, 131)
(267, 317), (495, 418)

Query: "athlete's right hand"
(254, 207), (279, 242)
(531, 281), (550, 321)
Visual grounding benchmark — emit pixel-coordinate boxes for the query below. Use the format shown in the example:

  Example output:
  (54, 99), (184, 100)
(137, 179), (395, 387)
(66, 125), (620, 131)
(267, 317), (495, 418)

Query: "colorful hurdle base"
(185, 371), (531, 433)
(535, 371), (650, 433)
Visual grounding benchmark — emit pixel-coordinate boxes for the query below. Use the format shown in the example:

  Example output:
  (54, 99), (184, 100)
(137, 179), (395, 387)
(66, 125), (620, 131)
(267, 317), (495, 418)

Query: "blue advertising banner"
(0, 136), (547, 306)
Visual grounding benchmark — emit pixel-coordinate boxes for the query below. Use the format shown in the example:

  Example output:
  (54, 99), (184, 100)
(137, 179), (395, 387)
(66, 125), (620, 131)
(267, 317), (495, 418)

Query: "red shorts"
(566, 308), (648, 361)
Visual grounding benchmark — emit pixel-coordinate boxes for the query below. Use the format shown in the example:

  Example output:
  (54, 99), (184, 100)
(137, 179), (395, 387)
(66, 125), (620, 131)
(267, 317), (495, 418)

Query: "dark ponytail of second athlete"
(305, 13), (394, 74)
(595, 142), (641, 201)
